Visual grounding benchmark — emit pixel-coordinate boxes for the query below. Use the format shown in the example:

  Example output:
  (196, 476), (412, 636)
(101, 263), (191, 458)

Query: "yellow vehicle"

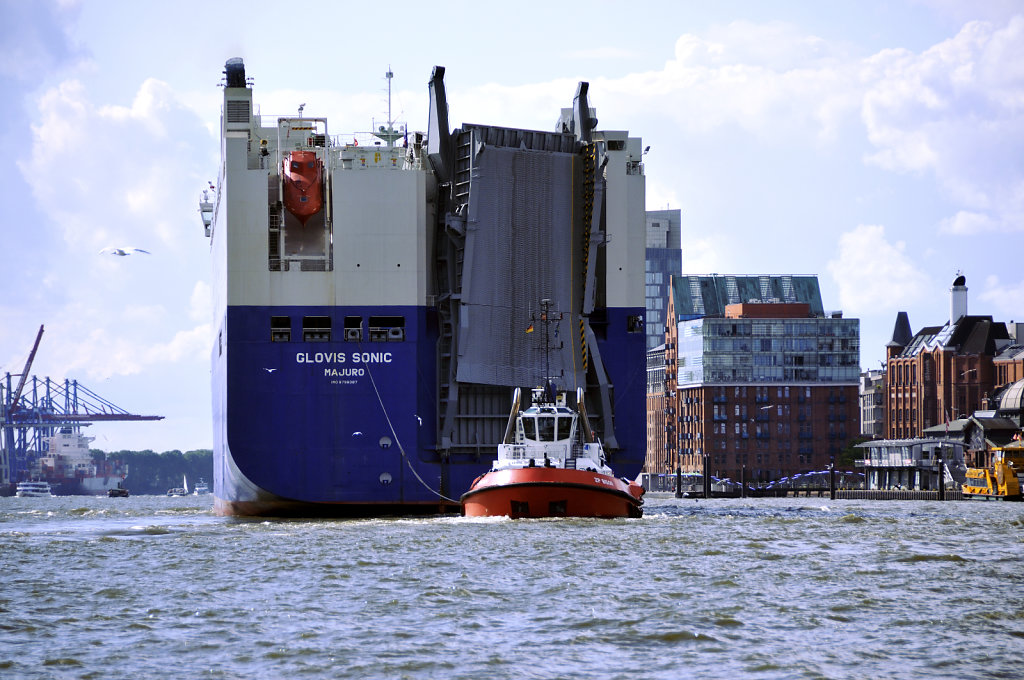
(962, 442), (1024, 501)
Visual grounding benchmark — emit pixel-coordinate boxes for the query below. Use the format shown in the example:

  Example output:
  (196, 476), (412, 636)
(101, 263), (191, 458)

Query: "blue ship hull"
(213, 304), (646, 516)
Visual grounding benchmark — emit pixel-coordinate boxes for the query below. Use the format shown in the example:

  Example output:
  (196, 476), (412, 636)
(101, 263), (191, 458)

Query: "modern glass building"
(676, 314), (860, 387)
(660, 275), (862, 483)
(644, 209), (681, 350)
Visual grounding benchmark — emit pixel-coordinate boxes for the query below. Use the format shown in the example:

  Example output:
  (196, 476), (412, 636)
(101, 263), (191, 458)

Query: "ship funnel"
(950, 273), (968, 324)
(225, 58), (246, 88)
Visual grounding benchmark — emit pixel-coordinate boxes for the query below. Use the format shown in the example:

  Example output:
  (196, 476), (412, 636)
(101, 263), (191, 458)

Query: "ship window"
(303, 316), (331, 342)
(344, 316), (362, 342)
(522, 417), (537, 441)
(556, 416), (573, 441)
(627, 315), (643, 333)
(538, 416), (555, 442)
(271, 316), (291, 342)
(291, 161), (301, 171)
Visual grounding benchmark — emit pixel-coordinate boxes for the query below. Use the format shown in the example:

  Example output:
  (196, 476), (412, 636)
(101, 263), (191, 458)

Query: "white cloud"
(564, 47), (637, 61)
(680, 236), (724, 275)
(827, 224), (930, 313)
(142, 323), (211, 366)
(14, 74), (215, 393)
(189, 280), (212, 323)
(978, 274), (1024, 321)
(622, 21), (862, 143)
(939, 210), (997, 234)
(861, 17), (1024, 232)
(19, 77), (211, 252)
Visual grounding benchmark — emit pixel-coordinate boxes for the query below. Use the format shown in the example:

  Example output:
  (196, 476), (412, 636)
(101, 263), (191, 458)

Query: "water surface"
(2, 494), (1021, 679)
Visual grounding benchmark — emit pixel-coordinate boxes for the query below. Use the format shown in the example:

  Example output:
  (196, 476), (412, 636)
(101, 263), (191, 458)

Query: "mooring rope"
(359, 347), (460, 504)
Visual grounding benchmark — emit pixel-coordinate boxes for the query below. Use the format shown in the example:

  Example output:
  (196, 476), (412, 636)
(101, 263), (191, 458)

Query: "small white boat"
(16, 481), (53, 497)
(193, 478), (210, 495)
(168, 474), (191, 496)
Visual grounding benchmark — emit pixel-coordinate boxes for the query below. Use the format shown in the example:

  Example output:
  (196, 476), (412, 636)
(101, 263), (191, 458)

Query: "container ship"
(203, 59), (649, 516)
(30, 427), (127, 496)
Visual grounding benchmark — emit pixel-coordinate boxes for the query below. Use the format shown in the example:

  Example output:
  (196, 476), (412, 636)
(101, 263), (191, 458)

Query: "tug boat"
(461, 384), (644, 519)
(107, 483), (129, 498)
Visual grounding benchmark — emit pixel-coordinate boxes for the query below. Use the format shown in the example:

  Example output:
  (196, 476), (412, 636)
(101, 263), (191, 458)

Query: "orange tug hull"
(461, 467), (644, 519)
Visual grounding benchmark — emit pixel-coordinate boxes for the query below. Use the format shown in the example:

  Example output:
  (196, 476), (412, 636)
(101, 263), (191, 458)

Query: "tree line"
(90, 448), (213, 495)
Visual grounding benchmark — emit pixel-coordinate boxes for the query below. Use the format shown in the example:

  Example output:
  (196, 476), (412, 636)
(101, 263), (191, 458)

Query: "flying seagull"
(100, 247), (151, 256)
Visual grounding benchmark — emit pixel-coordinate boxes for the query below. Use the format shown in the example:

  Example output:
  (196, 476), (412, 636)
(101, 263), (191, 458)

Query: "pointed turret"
(887, 311), (912, 360)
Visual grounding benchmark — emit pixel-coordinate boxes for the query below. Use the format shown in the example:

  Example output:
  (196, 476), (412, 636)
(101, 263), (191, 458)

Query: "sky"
(1, 0), (1022, 453)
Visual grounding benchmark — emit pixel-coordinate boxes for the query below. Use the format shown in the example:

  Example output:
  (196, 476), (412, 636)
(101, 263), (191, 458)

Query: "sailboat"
(166, 475), (188, 497)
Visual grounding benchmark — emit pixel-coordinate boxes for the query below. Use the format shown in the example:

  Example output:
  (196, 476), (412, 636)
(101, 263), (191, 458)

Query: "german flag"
(525, 323), (534, 334)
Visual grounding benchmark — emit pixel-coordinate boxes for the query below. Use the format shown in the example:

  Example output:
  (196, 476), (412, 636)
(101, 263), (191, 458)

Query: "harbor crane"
(1, 325), (163, 488)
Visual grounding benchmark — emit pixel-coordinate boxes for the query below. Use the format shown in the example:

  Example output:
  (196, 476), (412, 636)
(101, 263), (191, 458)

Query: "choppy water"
(1, 494), (1022, 679)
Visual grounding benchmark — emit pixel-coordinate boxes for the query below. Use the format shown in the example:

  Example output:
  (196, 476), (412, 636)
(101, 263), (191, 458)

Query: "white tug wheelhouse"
(495, 385), (612, 476)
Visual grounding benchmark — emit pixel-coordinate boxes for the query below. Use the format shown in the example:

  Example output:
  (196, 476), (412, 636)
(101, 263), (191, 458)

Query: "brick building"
(645, 345), (668, 473)
(660, 275), (860, 484)
(994, 329), (1024, 387)
(885, 274), (1012, 439)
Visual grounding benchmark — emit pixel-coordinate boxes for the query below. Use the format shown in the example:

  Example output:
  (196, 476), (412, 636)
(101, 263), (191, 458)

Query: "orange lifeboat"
(282, 150), (323, 224)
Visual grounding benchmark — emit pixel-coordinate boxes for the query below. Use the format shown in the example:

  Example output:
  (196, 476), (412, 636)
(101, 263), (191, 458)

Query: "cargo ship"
(30, 427), (127, 496)
(204, 59), (649, 517)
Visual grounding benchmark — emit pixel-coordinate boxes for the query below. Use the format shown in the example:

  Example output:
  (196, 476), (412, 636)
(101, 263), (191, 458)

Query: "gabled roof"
(896, 316), (1009, 358)
(947, 316), (1008, 354)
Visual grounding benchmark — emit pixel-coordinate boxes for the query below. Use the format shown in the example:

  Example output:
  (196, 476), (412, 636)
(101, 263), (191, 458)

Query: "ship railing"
(500, 443), (574, 462)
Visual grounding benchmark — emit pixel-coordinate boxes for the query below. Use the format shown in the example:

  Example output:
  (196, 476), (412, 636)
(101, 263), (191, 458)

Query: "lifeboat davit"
(282, 150), (323, 224)
(460, 385), (644, 519)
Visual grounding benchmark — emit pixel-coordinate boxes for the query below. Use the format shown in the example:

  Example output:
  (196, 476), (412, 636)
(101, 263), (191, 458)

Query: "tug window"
(537, 417), (555, 442)
(522, 418), (537, 441)
(555, 416), (572, 441)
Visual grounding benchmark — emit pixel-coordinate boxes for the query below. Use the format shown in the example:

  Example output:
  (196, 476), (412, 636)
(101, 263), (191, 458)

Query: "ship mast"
(537, 298), (564, 401)
(373, 67), (405, 148)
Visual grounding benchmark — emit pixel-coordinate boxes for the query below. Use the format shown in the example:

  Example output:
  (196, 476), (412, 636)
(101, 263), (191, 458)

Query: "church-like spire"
(887, 311), (912, 348)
